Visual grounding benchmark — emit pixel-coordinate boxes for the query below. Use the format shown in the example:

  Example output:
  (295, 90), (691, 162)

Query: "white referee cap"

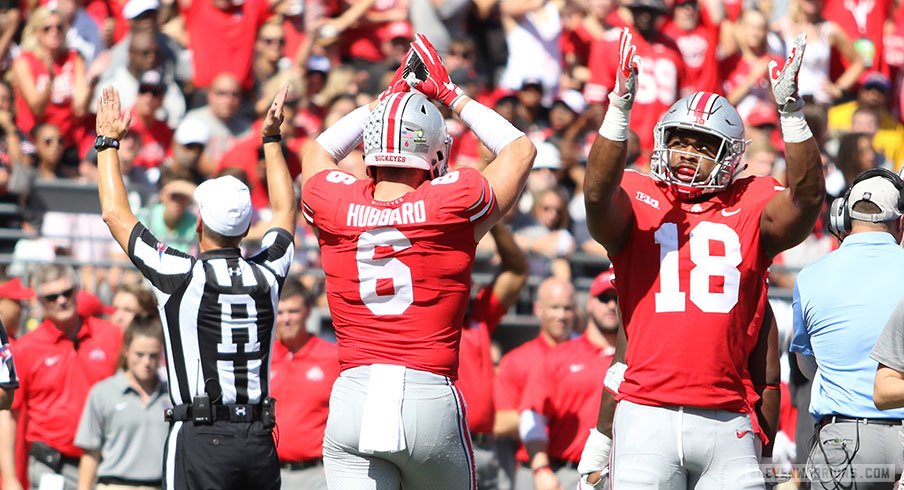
(194, 176), (252, 237)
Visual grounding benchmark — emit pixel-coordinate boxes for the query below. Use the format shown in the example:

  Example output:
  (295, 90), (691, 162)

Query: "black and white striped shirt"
(127, 223), (294, 406)
(0, 321), (17, 389)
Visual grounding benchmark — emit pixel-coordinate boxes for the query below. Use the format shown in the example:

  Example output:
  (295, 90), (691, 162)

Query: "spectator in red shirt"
(269, 276), (339, 490)
(518, 271), (618, 490)
(182, 0), (271, 92)
(11, 7), (91, 158)
(662, 0), (724, 94)
(458, 222), (528, 490)
(129, 70), (174, 172)
(0, 264), (122, 490)
(494, 277), (577, 489)
(719, 9), (783, 120)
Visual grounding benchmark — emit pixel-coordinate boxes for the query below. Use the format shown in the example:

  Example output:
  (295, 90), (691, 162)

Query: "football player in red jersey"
(576, 28), (824, 489)
(299, 34), (535, 490)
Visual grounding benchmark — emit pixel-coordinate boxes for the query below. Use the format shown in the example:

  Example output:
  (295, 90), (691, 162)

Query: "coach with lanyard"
(791, 168), (904, 489)
(94, 85), (296, 490)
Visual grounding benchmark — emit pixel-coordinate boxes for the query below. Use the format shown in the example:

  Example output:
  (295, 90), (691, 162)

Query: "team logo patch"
(156, 242), (168, 256)
(89, 348), (107, 361)
(635, 191), (660, 209)
(227, 266), (242, 277)
(306, 366), (325, 382)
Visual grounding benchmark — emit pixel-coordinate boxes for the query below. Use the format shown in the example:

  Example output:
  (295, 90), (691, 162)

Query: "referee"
(95, 85), (296, 490)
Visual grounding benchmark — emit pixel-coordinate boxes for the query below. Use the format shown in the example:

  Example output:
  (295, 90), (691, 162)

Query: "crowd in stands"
(0, 0), (902, 487)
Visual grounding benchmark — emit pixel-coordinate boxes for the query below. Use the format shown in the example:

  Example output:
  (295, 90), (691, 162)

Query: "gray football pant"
(281, 463), (327, 489)
(612, 400), (765, 489)
(322, 365), (475, 490)
(806, 419), (903, 489)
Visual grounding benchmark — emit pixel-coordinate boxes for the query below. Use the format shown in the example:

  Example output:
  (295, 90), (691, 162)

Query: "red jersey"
(301, 167), (495, 379)
(129, 116), (174, 169)
(12, 317), (122, 457)
(219, 135), (302, 210)
(663, 13), (721, 94)
(184, 0), (270, 90)
(824, 0), (891, 74)
(587, 28), (687, 159)
(719, 53), (784, 118)
(14, 50), (82, 146)
(269, 336), (340, 462)
(457, 285), (507, 434)
(609, 170), (780, 411)
(520, 334), (614, 463)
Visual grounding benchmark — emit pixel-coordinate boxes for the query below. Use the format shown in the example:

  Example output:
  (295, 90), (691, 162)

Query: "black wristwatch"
(94, 135), (120, 151)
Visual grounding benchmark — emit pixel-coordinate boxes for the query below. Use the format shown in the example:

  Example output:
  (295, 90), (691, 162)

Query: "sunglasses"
(41, 287), (75, 303)
(42, 23), (64, 33)
(138, 85), (164, 96)
(43, 136), (64, 146)
(260, 37), (285, 46)
(597, 293), (618, 304)
(130, 48), (158, 57)
(214, 89), (241, 98)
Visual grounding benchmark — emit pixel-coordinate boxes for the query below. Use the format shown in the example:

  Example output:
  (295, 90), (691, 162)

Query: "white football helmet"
(364, 92), (452, 180)
(650, 92), (748, 197)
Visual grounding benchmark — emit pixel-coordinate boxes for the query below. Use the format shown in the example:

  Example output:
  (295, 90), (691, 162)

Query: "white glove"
(608, 28), (641, 112)
(577, 429), (611, 490)
(768, 33), (807, 114)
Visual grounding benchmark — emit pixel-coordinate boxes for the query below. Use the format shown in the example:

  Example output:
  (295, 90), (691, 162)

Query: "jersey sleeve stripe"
(465, 181), (487, 212)
(469, 190), (495, 222)
(302, 201), (314, 216)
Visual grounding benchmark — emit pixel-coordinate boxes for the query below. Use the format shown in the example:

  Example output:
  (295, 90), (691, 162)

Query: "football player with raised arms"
(299, 34), (536, 489)
(576, 29), (824, 489)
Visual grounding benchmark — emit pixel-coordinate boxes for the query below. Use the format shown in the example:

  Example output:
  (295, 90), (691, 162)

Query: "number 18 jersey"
(301, 168), (495, 379)
(610, 170), (781, 411)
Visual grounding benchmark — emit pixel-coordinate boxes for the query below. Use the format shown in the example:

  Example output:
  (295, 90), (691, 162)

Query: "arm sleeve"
(789, 280), (814, 357)
(73, 387), (103, 451)
(0, 322), (17, 389)
(127, 223), (195, 295)
(248, 228), (295, 281)
(871, 298), (904, 372)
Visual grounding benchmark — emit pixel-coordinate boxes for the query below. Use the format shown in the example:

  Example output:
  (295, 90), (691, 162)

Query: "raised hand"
(609, 28), (641, 111)
(262, 84), (290, 137)
(768, 33), (807, 113)
(378, 47), (416, 101)
(408, 33), (466, 108)
(95, 86), (131, 140)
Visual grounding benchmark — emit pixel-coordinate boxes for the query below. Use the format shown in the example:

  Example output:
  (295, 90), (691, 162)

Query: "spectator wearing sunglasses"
(128, 70), (174, 172)
(0, 264), (122, 490)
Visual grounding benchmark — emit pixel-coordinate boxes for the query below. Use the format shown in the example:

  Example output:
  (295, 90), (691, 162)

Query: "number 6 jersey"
(610, 170), (781, 411)
(302, 168), (496, 379)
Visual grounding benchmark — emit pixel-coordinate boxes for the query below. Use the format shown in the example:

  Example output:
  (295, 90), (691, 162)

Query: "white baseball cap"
(532, 142), (562, 170)
(174, 117), (210, 146)
(123, 0), (160, 19)
(194, 176), (252, 237)
(848, 174), (903, 222)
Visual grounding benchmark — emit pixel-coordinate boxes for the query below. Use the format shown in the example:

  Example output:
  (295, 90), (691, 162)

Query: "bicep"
(301, 137), (341, 190)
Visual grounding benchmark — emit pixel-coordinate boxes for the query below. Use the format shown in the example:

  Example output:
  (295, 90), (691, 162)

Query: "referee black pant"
(163, 420), (280, 490)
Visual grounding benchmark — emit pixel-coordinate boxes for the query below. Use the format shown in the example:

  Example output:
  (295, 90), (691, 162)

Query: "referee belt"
(165, 403), (263, 423)
(281, 458), (322, 471)
(819, 415), (904, 428)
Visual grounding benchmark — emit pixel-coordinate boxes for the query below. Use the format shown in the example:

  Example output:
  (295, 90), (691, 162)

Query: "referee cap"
(194, 176), (253, 237)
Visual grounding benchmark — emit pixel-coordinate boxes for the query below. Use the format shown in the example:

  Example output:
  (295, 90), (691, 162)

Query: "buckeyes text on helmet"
(650, 91), (748, 197)
(363, 92), (453, 180)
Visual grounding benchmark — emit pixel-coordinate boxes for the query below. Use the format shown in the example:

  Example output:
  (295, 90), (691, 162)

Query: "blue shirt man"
(790, 170), (904, 489)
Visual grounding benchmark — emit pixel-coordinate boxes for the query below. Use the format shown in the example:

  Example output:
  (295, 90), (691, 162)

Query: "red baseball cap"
(76, 291), (115, 318)
(590, 270), (617, 297)
(0, 278), (34, 300)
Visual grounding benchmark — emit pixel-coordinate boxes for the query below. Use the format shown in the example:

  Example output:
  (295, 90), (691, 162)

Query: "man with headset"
(791, 168), (904, 489)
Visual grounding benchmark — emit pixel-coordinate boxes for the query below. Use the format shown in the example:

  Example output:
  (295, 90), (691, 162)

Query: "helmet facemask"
(650, 92), (748, 198)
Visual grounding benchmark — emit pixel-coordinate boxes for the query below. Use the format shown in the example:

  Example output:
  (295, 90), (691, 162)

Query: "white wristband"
(458, 100), (525, 156)
(599, 104), (630, 142)
(315, 105), (370, 161)
(603, 362), (627, 394)
(779, 109), (813, 144)
(577, 428), (612, 476)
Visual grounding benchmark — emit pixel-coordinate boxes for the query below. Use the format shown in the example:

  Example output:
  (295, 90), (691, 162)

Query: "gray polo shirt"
(75, 371), (171, 481)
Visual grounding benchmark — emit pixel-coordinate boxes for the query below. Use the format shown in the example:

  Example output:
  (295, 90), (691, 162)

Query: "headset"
(828, 167), (904, 237)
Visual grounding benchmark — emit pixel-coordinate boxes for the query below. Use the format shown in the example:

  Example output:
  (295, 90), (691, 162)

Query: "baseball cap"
(745, 104), (778, 128)
(626, 0), (668, 12)
(0, 278), (34, 300)
(848, 174), (903, 222)
(138, 70), (165, 93)
(553, 89), (586, 115)
(123, 0), (160, 19)
(590, 270), (617, 297)
(533, 142), (562, 170)
(306, 55), (331, 74)
(194, 176), (253, 237)
(863, 72), (891, 92)
(383, 21), (413, 41)
(174, 117), (211, 146)
(520, 78), (544, 91)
